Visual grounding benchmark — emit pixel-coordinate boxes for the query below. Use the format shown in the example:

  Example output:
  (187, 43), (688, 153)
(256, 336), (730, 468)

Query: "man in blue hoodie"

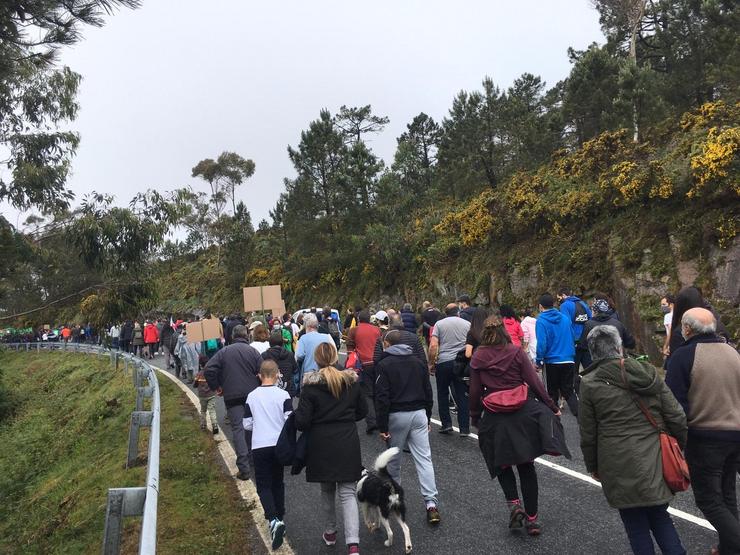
(536, 293), (579, 417)
(557, 287), (592, 368)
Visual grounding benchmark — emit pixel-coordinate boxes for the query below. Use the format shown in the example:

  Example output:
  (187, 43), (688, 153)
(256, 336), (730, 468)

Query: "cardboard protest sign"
(201, 318), (222, 341)
(186, 321), (205, 343)
(270, 300), (286, 318)
(243, 285), (282, 312)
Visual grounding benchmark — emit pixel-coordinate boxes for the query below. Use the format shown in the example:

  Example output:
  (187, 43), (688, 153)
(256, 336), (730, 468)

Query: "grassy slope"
(0, 351), (258, 554)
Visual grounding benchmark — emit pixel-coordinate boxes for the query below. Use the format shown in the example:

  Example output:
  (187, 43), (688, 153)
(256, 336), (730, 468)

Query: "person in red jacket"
(500, 305), (525, 348)
(346, 310), (381, 434)
(143, 320), (160, 360)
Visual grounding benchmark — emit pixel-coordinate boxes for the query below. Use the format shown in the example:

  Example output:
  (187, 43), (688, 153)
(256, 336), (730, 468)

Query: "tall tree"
(0, 1), (139, 214)
(191, 151), (255, 217)
(335, 105), (389, 144)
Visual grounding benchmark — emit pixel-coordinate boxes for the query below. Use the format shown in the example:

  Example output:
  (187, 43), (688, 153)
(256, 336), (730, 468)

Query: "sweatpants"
(497, 462), (538, 517)
(543, 362), (579, 417)
(386, 409), (438, 505)
(226, 403), (252, 475)
(320, 482), (360, 545)
(199, 395), (218, 429)
(252, 446), (285, 521)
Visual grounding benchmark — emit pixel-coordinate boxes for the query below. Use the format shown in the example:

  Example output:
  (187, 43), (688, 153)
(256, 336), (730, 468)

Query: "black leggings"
(497, 462), (538, 517)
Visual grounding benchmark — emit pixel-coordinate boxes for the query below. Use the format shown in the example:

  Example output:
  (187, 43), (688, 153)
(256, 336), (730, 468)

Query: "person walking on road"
(296, 313), (335, 387)
(119, 320), (133, 353)
(400, 303), (419, 335)
(175, 326), (199, 383)
(262, 332), (298, 398)
(205, 324), (262, 480)
(666, 308), (740, 555)
(580, 326), (688, 555)
(470, 315), (568, 537)
(193, 364), (219, 434)
(375, 330), (441, 525)
(577, 294), (636, 368)
(109, 323), (120, 350)
(520, 308), (538, 365)
(420, 301), (442, 347)
(243, 360), (293, 550)
(294, 342), (367, 555)
(132, 322), (144, 357)
(457, 294), (476, 322)
(372, 313), (426, 367)
(346, 310), (382, 434)
(429, 303), (471, 436)
(143, 320), (159, 360)
(535, 293), (579, 417)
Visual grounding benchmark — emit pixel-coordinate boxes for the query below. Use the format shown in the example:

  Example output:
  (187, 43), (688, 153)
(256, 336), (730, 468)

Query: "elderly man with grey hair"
(295, 312), (334, 389)
(580, 325), (688, 554)
(667, 307), (740, 554)
(205, 324), (263, 480)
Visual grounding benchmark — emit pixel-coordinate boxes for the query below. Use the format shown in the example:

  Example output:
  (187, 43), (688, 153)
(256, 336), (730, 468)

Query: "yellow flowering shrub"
(433, 189), (495, 246)
(244, 268), (270, 285)
(680, 101), (740, 131)
(554, 130), (633, 179)
(689, 126), (740, 197)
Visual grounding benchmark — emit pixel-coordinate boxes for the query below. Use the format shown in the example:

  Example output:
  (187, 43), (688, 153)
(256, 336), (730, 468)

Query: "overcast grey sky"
(9, 0), (606, 227)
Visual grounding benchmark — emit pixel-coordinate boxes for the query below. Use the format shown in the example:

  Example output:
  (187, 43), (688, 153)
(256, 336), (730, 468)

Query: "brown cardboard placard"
(270, 300), (286, 318)
(243, 285), (282, 312)
(201, 317), (222, 341)
(186, 321), (204, 343)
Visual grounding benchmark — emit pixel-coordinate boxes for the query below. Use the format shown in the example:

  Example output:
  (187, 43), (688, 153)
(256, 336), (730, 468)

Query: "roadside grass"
(0, 351), (258, 554)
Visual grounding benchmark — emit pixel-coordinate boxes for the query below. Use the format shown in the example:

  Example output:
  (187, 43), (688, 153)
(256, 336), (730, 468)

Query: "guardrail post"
(127, 410), (153, 468)
(102, 487), (146, 555)
(135, 386), (153, 412)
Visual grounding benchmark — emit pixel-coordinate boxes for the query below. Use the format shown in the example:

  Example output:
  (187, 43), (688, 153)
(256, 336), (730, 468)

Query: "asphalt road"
(152, 352), (729, 555)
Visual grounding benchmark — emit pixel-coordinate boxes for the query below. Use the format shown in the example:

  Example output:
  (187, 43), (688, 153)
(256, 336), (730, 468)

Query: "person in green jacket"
(580, 325), (688, 555)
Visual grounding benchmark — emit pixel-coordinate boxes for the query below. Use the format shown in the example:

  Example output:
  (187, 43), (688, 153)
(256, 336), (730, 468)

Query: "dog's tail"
(373, 447), (400, 473)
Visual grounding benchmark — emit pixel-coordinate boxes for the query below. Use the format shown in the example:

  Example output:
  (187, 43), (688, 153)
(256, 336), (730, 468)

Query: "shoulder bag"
(619, 359), (690, 493)
(482, 383), (529, 413)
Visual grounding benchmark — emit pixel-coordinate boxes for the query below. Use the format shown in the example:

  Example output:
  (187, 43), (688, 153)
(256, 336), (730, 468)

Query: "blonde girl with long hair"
(294, 342), (368, 555)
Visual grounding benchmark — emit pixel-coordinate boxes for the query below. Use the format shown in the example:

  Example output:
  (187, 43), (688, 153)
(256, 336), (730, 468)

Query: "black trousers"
(360, 364), (377, 430)
(252, 446), (285, 521)
(686, 436), (740, 554)
(543, 362), (579, 416)
(497, 462), (538, 517)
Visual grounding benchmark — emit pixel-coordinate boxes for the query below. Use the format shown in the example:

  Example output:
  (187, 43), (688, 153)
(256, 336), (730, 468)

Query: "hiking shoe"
(525, 516), (541, 536)
(212, 427), (219, 435)
(322, 531), (337, 546)
(508, 504), (525, 529)
(270, 519), (285, 550)
(348, 545), (360, 555)
(459, 431), (471, 438)
(236, 470), (251, 481)
(438, 426), (453, 434)
(426, 506), (441, 525)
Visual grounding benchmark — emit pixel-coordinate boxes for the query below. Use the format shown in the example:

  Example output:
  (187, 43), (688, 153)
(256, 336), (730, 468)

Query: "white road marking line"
(428, 418), (715, 531)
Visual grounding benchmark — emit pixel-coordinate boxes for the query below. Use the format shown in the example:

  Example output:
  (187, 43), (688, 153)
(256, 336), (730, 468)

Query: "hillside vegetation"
(0, 351), (257, 554)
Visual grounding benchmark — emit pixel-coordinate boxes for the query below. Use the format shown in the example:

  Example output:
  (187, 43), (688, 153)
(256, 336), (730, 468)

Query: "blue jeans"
(618, 504), (686, 555)
(435, 360), (469, 432)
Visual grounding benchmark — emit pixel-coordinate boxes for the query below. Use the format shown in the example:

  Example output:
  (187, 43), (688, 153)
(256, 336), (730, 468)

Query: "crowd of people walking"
(10, 285), (738, 554)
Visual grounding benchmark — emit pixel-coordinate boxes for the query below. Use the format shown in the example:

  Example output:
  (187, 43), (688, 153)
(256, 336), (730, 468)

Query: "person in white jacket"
(520, 308), (538, 365)
(175, 326), (199, 383)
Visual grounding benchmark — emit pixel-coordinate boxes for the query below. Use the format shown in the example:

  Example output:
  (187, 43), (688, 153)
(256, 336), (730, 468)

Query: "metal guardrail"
(1, 342), (160, 555)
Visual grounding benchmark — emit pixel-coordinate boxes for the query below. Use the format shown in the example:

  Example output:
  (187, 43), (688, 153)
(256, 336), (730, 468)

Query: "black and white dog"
(356, 447), (413, 553)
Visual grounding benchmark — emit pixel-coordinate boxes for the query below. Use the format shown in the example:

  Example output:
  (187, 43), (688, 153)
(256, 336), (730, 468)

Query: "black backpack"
(572, 300), (590, 324)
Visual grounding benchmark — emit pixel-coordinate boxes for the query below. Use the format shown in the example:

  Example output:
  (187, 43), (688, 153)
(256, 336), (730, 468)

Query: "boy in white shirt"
(243, 360), (292, 550)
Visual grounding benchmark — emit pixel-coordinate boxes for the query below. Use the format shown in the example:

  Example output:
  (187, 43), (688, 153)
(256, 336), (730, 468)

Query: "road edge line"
(428, 417), (715, 531)
(155, 366), (295, 554)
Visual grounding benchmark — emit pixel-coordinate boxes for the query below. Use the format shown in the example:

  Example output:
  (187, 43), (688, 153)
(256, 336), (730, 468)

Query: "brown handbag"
(619, 359), (690, 493)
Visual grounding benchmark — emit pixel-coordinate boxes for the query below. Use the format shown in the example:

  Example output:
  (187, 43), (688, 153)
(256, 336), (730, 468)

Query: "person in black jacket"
(375, 330), (440, 525)
(262, 332), (298, 397)
(400, 303), (419, 335)
(372, 313), (427, 366)
(205, 325), (262, 480)
(120, 320), (133, 353)
(577, 295), (636, 367)
(294, 342), (367, 553)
